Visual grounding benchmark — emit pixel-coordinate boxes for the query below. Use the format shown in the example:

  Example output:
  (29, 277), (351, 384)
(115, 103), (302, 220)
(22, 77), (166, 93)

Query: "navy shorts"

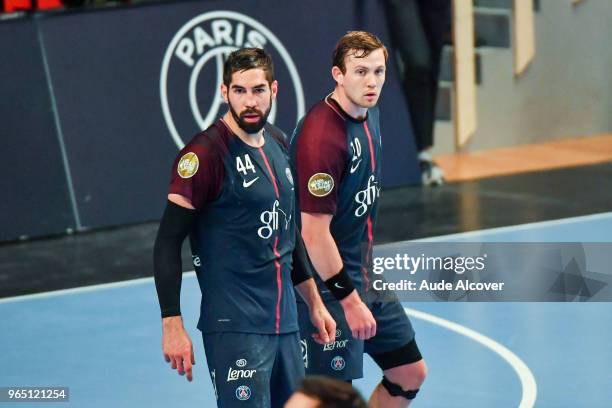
(202, 331), (304, 407)
(297, 295), (419, 380)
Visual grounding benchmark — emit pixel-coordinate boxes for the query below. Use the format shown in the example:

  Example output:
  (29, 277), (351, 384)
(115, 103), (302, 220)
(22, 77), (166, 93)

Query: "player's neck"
(222, 112), (265, 148)
(331, 89), (368, 120)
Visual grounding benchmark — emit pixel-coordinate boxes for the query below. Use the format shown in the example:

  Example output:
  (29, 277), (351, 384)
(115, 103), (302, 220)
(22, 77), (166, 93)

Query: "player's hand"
(339, 290), (376, 340)
(309, 302), (337, 345)
(162, 316), (195, 382)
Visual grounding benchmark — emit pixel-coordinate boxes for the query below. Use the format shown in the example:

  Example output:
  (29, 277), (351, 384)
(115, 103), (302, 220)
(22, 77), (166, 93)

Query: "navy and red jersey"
(168, 119), (298, 335)
(289, 95), (382, 300)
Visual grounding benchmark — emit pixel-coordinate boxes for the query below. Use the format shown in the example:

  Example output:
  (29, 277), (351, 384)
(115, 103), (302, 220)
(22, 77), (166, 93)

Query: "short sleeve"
(294, 115), (347, 215)
(168, 142), (224, 210)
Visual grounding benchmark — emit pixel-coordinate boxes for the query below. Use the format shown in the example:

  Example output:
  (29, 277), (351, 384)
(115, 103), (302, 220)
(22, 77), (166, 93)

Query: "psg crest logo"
(235, 385), (251, 401)
(160, 10), (305, 149)
(331, 355), (346, 371)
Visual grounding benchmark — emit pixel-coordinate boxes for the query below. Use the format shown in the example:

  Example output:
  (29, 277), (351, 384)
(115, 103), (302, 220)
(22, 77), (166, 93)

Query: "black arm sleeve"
(291, 224), (314, 286)
(153, 201), (196, 318)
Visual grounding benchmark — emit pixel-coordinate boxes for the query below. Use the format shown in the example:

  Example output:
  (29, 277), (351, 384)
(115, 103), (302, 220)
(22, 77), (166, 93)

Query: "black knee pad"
(381, 376), (419, 400)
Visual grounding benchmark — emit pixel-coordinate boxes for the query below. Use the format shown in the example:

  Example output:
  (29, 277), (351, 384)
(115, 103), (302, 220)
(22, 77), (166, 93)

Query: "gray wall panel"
(0, 19), (75, 241)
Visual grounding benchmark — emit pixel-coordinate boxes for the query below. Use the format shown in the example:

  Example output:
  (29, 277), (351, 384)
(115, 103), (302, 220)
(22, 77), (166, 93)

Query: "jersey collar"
(325, 93), (369, 124)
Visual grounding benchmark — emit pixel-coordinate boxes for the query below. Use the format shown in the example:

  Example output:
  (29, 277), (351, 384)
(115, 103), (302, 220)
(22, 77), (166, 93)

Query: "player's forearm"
(153, 200), (195, 318)
(301, 212), (357, 301)
(162, 315), (185, 331)
(295, 278), (325, 309)
(153, 229), (184, 318)
(291, 225), (314, 286)
(300, 227), (344, 281)
(300, 233), (362, 310)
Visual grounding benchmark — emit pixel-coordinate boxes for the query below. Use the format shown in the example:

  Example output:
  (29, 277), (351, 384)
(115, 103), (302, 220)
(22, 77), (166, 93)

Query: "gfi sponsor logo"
(235, 385), (251, 401)
(331, 355), (346, 371)
(354, 174), (380, 217)
(308, 173), (334, 197)
(160, 11), (305, 150)
(258, 200), (291, 239)
(258, 200), (279, 239)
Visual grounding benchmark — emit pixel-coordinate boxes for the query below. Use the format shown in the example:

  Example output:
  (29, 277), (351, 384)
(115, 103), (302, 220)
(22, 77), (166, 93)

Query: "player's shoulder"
(181, 121), (231, 159)
(298, 98), (347, 142)
(304, 98), (345, 124)
(264, 122), (289, 150)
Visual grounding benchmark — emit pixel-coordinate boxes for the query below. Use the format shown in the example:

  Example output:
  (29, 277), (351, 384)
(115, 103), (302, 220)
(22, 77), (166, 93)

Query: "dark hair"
(297, 376), (367, 408)
(332, 31), (388, 73)
(223, 48), (274, 87)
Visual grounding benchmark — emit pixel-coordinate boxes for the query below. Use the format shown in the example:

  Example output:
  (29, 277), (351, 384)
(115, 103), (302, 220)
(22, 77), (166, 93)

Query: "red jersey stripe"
(260, 146), (282, 333)
(259, 146), (280, 199)
(273, 237), (282, 334)
(363, 122), (376, 171)
(362, 215), (374, 292)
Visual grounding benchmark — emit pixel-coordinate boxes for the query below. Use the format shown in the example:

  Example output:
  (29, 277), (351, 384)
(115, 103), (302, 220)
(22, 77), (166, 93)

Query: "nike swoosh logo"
(334, 283), (344, 289)
(243, 177), (259, 188)
(350, 159), (362, 173)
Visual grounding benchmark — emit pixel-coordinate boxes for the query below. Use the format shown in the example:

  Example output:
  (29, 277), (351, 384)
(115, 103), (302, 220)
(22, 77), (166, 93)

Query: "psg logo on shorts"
(235, 385), (251, 401)
(160, 11), (305, 149)
(331, 355), (346, 371)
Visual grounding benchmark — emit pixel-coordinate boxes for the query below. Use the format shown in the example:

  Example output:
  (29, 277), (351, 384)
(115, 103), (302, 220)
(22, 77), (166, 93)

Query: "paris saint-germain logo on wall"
(160, 10), (305, 149)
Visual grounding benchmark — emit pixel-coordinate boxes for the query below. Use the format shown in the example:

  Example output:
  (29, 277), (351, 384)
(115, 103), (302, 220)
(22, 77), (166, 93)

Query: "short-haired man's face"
(336, 48), (386, 109)
(221, 68), (277, 134)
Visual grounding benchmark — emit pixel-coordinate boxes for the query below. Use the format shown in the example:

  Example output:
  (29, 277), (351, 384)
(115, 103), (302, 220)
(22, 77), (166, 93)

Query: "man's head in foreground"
(284, 376), (367, 408)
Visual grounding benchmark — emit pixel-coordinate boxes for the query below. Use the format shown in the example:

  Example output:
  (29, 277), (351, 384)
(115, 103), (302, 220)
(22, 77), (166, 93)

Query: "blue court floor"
(1, 212), (611, 407)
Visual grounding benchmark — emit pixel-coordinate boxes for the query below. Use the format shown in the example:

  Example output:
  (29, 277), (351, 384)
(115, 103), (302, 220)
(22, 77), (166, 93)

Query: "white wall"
(433, 0), (612, 154)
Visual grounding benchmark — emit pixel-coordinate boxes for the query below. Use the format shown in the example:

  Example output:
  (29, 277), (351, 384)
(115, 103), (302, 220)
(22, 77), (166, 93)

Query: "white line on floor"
(405, 306), (537, 408)
(0, 272), (196, 305)
(379, 211), (612, 246)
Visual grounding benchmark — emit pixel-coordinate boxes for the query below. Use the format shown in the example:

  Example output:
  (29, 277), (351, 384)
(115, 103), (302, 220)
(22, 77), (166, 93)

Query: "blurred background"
(1, 0), (610, 249)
